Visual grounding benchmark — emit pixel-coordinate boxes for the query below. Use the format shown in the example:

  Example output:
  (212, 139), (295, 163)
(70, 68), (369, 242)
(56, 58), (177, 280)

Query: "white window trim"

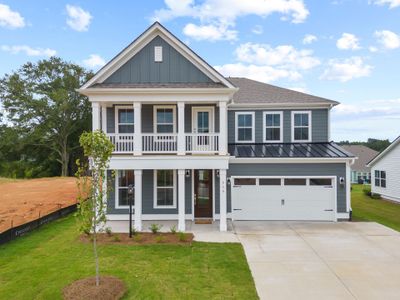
(115, 106), (135, 134)
(235, 111), (255, 143)
(153, 170), (177, 209)
(153, 105), (176, 134)
(115, 170), (135, 209)
(263, 111), (283, 143)
(191, 106), (215, 133)
(291, 111), (312, 142)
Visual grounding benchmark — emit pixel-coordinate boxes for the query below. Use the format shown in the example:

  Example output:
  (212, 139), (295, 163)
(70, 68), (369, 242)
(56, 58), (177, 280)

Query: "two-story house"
(78, 22), (355, 232)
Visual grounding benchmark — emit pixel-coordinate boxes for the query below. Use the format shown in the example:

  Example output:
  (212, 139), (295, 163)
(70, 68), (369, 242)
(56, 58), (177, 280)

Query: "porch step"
(194, 219), (213, 224)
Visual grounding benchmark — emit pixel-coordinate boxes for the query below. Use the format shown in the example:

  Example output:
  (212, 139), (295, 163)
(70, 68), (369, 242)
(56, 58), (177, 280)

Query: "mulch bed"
(80, 232), (194, 245)
(63, 276), (126, 300)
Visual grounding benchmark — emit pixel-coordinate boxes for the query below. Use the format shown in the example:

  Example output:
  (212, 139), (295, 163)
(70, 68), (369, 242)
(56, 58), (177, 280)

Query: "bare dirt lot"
(0, 177), (78, 233)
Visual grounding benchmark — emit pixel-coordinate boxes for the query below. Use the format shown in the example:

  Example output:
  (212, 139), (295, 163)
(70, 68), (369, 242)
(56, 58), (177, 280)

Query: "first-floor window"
(117, 170), (134, 207)
(155, 170), (175, 208)
(375, 170), (386, 188)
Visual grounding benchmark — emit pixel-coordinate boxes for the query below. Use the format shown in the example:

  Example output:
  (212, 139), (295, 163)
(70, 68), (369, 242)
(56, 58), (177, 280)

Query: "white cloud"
(0, 4), (25, 28)
(153, 0), (309, 41)
(321, 57), (372, 82)
(369, 46), (378, 52)
(1, 45), (56, 57)
(374, 30), (400, 49)
(336, 33), (361, 50)
(252, 25), (263, 35)
(302, 34), (317, 44)
(214, 42), (320, 83)
(83, 54), (105, 68)
(372, 0), (400, 8)
(66, 5), (92, 32)
(183, 23), (237, 41)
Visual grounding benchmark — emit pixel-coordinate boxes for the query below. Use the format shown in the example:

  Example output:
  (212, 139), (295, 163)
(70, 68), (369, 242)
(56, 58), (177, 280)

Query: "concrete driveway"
(234, 221), (400, 300)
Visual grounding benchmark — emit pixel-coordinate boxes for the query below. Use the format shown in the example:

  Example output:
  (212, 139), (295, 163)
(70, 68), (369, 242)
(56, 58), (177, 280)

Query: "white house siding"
(371, 144), (400, 202)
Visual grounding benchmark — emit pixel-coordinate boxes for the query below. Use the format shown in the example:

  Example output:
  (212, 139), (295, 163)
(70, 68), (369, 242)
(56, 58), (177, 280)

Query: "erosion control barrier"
(0, 204), (77, 245)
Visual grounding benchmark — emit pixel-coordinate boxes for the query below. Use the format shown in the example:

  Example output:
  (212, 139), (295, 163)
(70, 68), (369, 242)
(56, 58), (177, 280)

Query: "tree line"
(338, 138), (391, 153)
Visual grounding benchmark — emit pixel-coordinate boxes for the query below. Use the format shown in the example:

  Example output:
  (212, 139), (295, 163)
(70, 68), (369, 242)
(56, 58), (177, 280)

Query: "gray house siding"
(104, 36), (213, 84)
(228, 109), (329, 144)
(227, 163), (347, 213)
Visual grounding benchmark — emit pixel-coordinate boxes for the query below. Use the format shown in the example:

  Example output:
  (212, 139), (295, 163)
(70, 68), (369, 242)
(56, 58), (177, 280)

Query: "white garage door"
(232, 177), (336, 221)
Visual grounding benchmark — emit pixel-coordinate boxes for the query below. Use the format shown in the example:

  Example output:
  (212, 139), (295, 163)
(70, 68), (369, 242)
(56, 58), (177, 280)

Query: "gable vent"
(154, 46), (163, 62)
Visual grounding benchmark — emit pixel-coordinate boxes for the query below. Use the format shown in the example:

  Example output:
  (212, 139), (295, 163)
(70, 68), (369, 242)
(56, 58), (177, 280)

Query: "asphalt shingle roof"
(341, 145), (379, 172)
(227, 77), (339, 105)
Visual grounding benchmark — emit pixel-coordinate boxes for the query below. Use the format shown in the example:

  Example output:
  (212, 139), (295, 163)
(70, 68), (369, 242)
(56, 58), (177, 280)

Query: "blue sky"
(0, 0), (399, 142)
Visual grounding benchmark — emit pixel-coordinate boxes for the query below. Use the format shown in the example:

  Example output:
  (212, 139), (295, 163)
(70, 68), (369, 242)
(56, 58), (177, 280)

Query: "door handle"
(281, 199), (285, 206)
(194, 193), (197, 205)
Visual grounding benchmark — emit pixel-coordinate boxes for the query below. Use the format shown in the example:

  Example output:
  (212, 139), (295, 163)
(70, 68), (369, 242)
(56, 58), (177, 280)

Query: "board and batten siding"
(227, 163), (347, 213)
(371, 144), (400, 202)
(107, 170), (192, 215)
(228, 109), (329, 144)
(104, 36), (213, 84)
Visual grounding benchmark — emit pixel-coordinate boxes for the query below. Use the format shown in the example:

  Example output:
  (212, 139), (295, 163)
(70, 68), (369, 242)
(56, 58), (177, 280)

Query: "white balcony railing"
(107, 133), (220, 154)
(142, 134), (178, 153)
(107, 133), (135, 153)
(185, 133), (219, 153)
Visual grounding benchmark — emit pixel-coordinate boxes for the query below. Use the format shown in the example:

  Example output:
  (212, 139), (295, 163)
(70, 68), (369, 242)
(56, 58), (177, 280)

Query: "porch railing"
(142, 134), (178, 153)
(185, 133), (219, 153)
(107, 133), (135, 153)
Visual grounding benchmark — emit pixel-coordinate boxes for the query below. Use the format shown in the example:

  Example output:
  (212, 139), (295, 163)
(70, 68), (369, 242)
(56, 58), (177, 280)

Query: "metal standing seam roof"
(228, 142), (355, 158)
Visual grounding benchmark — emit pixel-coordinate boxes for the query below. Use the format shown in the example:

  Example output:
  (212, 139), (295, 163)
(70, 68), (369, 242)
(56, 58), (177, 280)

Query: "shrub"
(113, 235), (121, 242)
(178, 232), (187, 242)
(149, 224), (162, 234)
(371, 193), (381, 199)
(362, 185), (371, 196)
(134, 234), (142, 243)
(105, 227), (112, 236)
(155, 235), (165, 243)
(170, 225), (177, 234)
(130, 227), (137, 236)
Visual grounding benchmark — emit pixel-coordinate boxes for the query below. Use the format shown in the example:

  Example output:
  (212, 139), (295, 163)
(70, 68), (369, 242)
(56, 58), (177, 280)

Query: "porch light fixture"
(339, 177), (345, 185)
(127, 184), (134, 238)
(216, 170), (220, 177)
(227, 178), (231, 185)
(185, 170), (191, 177)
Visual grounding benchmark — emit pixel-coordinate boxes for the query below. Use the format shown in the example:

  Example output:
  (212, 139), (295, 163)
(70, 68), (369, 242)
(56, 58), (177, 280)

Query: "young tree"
(76, 130), (114, 286)
(0, 57), (93, 176)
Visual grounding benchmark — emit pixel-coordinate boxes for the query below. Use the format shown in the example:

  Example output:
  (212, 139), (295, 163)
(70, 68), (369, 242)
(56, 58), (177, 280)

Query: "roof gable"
(81, 22), (235, 90)
(367, 136), (400, 166)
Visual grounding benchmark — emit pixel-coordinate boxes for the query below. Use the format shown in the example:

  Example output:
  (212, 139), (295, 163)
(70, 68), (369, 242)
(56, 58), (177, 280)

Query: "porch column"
(134, 102), (142, 155)
(219, 101), (227, 155)
(219, 169), (227, 231)
(92, 102), (100, 131)
(177, 102), (185, 155)
(178, 169), (186, 231)
(134, 170), (142, 231)
(346, 160), (352, 215)
(101, 106), (107, 132)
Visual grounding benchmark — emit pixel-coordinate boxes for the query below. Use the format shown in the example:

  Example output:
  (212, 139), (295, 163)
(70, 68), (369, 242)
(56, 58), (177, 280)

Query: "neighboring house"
(341, 145), (378, 184)
(78, 22), (355, 232)
(367, 136), (400, 203)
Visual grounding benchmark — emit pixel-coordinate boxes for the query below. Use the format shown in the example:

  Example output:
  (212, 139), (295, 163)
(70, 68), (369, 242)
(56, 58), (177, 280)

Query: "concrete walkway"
(234, 221), (400, 300)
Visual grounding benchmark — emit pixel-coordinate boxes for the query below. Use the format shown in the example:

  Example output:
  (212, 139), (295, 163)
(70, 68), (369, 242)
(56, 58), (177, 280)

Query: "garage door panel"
(232, 178), (335, 221)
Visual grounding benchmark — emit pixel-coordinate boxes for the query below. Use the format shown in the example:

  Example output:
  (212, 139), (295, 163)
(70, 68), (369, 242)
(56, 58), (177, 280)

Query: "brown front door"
(194, 170), (213, 218)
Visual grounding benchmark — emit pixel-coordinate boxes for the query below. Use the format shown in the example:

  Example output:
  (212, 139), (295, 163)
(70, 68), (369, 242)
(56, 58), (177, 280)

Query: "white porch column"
(134, 102), (142, 155)
(219, 101), (227, 155)
(92, 102), (101, 131)
(134, 170), (142, 231)
(101, 106), (107, 132)
(219, 169), (227, 231)
(178, 169), (186, 231)
(177, 102), (185, 155)
(346, 160), (352, 215)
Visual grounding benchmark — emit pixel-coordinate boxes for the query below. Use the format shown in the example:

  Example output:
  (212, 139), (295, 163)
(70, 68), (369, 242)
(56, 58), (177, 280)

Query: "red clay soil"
(80, 232), (194, 245)
(0, 177), (78, 233)
(63, 276), (126, 300)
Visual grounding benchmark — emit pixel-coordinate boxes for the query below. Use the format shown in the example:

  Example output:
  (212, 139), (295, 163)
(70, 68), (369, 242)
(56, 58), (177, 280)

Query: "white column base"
(178, 169), (186, 231)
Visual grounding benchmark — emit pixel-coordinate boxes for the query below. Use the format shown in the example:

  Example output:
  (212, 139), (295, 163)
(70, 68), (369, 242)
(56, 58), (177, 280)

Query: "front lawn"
(0, 215), (257, 299)
(351, 184), (400, 232)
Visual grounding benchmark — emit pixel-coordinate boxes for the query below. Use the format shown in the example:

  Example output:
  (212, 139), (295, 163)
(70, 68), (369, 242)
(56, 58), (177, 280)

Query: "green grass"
(352, 184), (400, 232)
(0, 215), (257, 300)
(0, 177), (22, 184)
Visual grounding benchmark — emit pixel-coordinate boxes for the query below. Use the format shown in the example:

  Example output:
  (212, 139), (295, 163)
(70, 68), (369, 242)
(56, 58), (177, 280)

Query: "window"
(235, 112), (255, 143)
(154, 106), (175, 133)
(154, 170), (176, 208)
(263, 112), (282, 142)
(310, 178), (332, 186)
(259, 178), (281, 186)
(375, 170), (386, 188)
(284, 178), (307, 186)
(116, 170), (134, 207)
(116, 107), (134, 133)
(292, 111), (311, 142)
(154, 46), (163, 62)
(234, 178), (256, 186)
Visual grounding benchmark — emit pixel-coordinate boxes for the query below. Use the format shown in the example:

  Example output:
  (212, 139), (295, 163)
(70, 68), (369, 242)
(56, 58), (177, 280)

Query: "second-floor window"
(235, 112), (255, 143)
(264, 112), (283, 142)
(117, 107), (134, 133)
(154, 106), (176, 133)
(292, 111), (311, 142)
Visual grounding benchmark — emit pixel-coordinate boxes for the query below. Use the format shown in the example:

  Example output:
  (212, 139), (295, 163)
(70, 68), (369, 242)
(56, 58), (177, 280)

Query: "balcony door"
(192, 107), (214, 151)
